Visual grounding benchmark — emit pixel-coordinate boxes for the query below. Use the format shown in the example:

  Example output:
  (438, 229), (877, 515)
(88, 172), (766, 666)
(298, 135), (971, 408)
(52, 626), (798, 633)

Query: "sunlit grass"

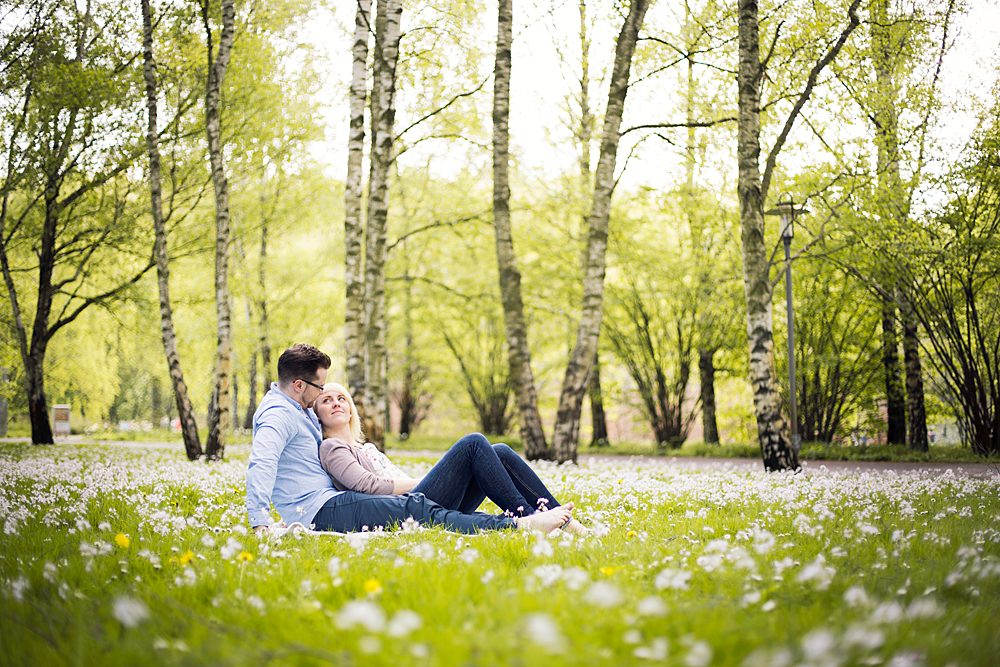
(1, 442), (997, 666)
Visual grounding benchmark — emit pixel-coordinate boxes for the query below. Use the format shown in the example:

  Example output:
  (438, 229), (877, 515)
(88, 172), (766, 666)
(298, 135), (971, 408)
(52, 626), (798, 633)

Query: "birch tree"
(736, 0), (861, 470)
(551, 0), (650, 463)
(142, 0), (202, 460)
(492, 0), (550, 459)
(344, 0), (371, 431)
(202, 0), (236, 459)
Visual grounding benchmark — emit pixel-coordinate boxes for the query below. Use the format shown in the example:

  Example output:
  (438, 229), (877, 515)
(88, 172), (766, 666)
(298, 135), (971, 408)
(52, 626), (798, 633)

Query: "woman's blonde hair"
(318, 382), (364, 443)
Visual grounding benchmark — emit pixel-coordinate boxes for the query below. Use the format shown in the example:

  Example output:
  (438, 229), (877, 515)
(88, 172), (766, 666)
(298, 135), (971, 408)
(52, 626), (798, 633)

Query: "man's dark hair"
(277, 344), (332, 385)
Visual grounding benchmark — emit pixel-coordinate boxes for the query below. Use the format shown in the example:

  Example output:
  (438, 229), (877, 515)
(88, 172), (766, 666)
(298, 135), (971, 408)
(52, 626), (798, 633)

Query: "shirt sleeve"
(320, 438), (395, 495)
(246, 408), (293, 527)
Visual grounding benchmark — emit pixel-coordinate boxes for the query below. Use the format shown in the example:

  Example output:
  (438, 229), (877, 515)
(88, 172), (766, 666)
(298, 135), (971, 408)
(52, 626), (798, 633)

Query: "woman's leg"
(311, 491), (517, 534)
(412, 433), (535, 516)
(491, 444), (560, 510)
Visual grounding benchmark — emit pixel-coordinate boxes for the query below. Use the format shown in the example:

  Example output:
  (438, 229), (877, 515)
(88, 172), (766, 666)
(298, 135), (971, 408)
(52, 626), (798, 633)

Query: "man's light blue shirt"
(246, 383), (342, 527)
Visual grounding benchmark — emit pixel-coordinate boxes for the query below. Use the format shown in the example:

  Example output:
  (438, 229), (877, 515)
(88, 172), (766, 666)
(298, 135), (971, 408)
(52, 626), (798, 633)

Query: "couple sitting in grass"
(247, 344), (587, 536)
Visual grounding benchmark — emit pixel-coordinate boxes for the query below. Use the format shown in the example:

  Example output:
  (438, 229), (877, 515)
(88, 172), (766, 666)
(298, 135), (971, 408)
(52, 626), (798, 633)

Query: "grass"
(1, 441), (998, 666)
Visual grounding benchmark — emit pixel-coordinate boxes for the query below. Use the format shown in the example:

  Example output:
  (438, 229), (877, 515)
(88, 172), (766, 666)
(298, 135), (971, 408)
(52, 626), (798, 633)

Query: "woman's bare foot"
(563, 518), (591, 536)
(517, 505), (572, 533)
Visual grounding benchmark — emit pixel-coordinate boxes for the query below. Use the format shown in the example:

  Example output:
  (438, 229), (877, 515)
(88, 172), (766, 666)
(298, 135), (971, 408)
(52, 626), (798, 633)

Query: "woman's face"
(315, 388), (353, 430)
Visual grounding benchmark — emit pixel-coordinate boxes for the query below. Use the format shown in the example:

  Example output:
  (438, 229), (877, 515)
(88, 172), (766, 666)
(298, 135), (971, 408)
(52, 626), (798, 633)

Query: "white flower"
(752, 529), (776, 554)
(523, 613), (566, 654)
(9, 576), (29, 602)
(533, 564), (563, 587)
(401, 516), (420, 534)
(460, 548), (479, 563)
(98, 522), (111, 531)
(843, 586), (870, 607)
(386, 609), (423, 637)
(532, 534), (554, 558)
(583, 581), (623, 608)
(79, 542), (97, 557)
(869, 602), (904, 624)
(761, 600), (777, 612)
(220, 537), (242, 559)
(481, 569), (495, 584)
(684, 640), (713, 667)
(741, 590), (761, 607)
(654, 568), (692, 591)
(247, 595), (265, 611)
(704, 539), (729, 553)
(907, 597), (941, 619)
(843, 624), (884, 650)
(591, 522), (610, 538)
(359, 636), (382, 654)
(634, 637), (669, 660)
(411, 542), (435, 559)
(801, 629), (835, 661)
(112, 596), (150, 628)
(623, 629), (643, 644)
(796, 555), (835, 590)
(696, 554), (723, 572)
(562, 567), (590, 590)
(336, 600), (386, 633)
(201, 534), (216, 548)
(328, 557), (343, 578)
(637, 596), (667, 617)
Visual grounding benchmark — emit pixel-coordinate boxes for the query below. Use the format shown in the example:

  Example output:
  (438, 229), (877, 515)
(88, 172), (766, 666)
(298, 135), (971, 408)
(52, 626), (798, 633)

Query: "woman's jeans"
(311, 491), (516, 535)
(411, 433), (559, 517)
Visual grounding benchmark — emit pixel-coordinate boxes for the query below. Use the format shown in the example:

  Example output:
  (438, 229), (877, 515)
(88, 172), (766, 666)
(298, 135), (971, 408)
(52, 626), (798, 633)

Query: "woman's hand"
(392, 476), (422, 494)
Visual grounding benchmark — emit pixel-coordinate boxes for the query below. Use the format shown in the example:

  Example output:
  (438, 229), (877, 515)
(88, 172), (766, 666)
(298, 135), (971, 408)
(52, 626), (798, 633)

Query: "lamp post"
(765, 194), (808, 450)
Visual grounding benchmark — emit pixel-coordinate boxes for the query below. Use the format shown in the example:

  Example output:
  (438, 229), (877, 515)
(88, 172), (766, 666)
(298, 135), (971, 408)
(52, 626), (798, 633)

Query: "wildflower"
(795, 555), (835, 590)
(460, 548), (479, 563)
(684, 640), (713, 667)
(386, 609), (423, 637)
(112, 596), (150, 628)
(654, 568), (692, 591)
(843, 624), (884, 650)
(359, 636), (382, 654)
(599, 566), (621, 577)
(801, 629), (835, 661)
(562, 567), (590, 590)
(220, 538), (242, 559)
(481, 569), (495, 584)
(114, 533), (131, 548)
(178, 550), (194, 565)
(328, 557), (343, 577)
(363, 578), (382, 595)
(583, 581), (623, 608)
(907, 598), (942, 619)
(523, 612), (566, 654)
(336, 600), (386, 633)
(843, 586), (870, 607)
(634, 638), (669, 660)
(237, 552), (254, 563)
(637, 596), (667, 617)
(869, 602), (904, 624)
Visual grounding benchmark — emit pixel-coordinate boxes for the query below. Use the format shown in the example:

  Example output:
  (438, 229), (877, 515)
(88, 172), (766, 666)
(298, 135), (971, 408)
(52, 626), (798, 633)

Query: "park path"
(390, 449), (999, 479)
(2, 437), (995, 478)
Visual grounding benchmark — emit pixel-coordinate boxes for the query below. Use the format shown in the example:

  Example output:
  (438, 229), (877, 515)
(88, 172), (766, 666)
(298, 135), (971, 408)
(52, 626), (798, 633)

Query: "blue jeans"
(311, 491), (517, 534)
(411, 433), (559, 517)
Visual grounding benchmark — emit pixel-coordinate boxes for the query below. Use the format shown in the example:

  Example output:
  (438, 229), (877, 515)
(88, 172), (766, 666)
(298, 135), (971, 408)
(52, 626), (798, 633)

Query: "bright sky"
(307, 0), (1000, 194)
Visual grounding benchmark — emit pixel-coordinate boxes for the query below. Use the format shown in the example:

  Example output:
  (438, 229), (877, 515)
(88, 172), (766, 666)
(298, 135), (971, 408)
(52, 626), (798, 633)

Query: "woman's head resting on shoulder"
(315, 382), (364, 443)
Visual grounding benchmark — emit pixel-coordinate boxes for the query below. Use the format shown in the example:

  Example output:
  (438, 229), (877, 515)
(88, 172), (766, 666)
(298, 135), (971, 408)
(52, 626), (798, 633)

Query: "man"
(246, 343), (335, 530)
(247, 344), (573, 534)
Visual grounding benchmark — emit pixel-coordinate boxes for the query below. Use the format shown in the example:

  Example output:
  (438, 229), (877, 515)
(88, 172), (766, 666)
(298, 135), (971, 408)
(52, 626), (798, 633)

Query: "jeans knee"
(459, 432), (491, 451)
(493, 443), (515, 460)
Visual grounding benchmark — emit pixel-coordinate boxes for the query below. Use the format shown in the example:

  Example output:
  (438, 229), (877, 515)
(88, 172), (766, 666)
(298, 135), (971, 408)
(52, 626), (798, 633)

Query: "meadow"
(1, 442), (998, 666)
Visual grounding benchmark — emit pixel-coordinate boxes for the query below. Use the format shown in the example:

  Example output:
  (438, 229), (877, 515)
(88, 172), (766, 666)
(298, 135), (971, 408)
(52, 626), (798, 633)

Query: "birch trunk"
(492, 0), (550, 460)
(737, 0), (797, 470)
(143, 0), (202, 460)
(880, 300), (906, 444)
(872, 0), (922, 447)
(699, 348), (720, 443)
(203, 0), (236, 459)
(898, 288), (928, 451)
(551, 0), (649, 463)
(242, 300), (257, 430)
(364, 0), (402, 449)
(259, 221), (272, 389)
(579, 0), (608, 448)
(345, 0), (371, 418)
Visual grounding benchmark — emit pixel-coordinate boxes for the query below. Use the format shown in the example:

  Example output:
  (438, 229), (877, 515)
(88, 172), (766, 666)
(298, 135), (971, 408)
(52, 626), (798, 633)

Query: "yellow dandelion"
(237, 551), (254, 563)
(363, 578), (382, 595)
(626, 530), (637, 539)
(599, 566), (621, 577)
(178, 550), (195, 565)
(114, 533), (130, 548)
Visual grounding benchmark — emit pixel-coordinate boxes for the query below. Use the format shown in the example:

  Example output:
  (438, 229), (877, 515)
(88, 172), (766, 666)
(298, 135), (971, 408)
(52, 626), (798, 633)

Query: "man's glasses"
(298, 378), (324, 391)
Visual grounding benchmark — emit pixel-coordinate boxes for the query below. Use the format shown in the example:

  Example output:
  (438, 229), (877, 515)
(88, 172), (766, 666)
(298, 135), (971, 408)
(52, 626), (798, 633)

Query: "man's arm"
(246, 413), (291, 528)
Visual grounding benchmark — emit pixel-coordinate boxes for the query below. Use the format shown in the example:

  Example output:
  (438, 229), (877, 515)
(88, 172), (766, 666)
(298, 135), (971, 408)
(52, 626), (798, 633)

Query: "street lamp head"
(765, 192), (809, 240)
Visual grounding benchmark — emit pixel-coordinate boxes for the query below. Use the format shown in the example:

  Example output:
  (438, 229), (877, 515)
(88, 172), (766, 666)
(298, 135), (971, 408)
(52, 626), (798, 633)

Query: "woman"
(314, 383), (589, 535)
